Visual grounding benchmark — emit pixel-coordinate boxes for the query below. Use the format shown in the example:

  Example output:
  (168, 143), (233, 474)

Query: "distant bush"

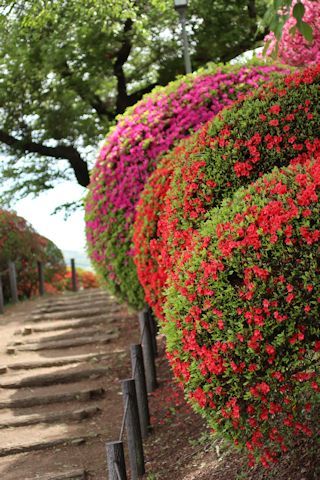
(85, 62), (287, 310)
(36, 234), (66, 291)
(164, 159), (320, 467)
(0, 209), (65, 300)
(63, 268), (100, 291)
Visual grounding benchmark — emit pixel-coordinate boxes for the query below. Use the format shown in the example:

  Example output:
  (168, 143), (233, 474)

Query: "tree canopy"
(0, 0), (272, 204)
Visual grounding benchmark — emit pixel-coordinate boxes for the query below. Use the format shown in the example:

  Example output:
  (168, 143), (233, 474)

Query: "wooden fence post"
(121, 378), (145, 479)
(130, 344), (150, 438)
(0, 275), (4, 314)
(37, 261), (45, 296)
(71, 258), (77, 292)
(106, 441), (127, 480)
(8, 261), (18, 304)
(147, 307), (158, 357)
(138, 310), (157, 393)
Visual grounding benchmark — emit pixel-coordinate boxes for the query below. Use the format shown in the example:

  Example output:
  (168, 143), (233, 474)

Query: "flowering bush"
(86, 62), (287, 310)
(37, 234), (66, 290)
(80, 270), (100, 289)
(133, 137), (198, 319)
(0, 209), (66, 300)
(164, 158), (320, 467)
(141, 64), (320, 320)
(62, 268), (100, 291)
(263, 0), (320, 66)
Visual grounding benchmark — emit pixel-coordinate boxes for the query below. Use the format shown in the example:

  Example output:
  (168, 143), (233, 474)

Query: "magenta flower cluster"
(85, 63), (286, 309)
(263, 0), (320, 66)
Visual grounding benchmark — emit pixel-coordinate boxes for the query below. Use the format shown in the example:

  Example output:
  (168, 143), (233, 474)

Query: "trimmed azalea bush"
(140, 64), (320, 320)
(0, 209), (42, 299)
(0, 210), (66, 300)
(86, 62), (287, 310)
(37, 234), (66, 290)
(133, 137), (201, 320)
(63, 268), (100, 291)
(263, 0), (320, 67)
(164, 158), (320, 467)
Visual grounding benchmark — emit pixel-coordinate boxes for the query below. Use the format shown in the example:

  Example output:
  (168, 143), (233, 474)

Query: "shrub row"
(134, 64), (320, 320)
(86, 62), (287, 309)
(0, 209), (66, 300)
(133, 64), (320, 466)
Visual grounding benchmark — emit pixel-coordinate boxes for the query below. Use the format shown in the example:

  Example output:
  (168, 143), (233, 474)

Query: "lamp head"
(174, 0), (188, 11)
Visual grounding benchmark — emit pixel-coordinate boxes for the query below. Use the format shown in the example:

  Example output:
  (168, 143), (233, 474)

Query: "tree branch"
(220, 29), (268, 63)
(0, 130), (90, 187)
(247, 0), (257, 19)
(113, 18), (133, 115)
(127, 82), (158, 107)
(60, 62), (115, 121)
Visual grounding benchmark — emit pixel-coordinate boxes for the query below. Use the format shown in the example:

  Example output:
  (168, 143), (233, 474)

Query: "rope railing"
(118, 317), (146, 441)
(118, 397), (129, 442)
(106, 307), (157, 480)
(114, 463), (123, 480)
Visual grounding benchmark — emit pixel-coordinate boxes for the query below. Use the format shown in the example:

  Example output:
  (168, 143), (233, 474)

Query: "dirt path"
(1, 291), (316, 480)
(0, 290), (139, 480)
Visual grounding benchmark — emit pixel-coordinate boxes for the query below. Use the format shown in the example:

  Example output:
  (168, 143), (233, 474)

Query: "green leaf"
(299, 21), (314, 43)
(292, 2), (305, 22)
(289, 24), (297, 36)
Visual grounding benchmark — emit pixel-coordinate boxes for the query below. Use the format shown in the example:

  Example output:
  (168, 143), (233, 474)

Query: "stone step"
(25, 470), (87, 480)
(36, 299), (111, 314)
(30, 306), (121, 322)
(11, 327), (118, 346)
(0, 423), (97, 457)
(5, 352), (113, 371)
(13, 332), (118, 352)
(0, 405), (101, 429)
(0, 386), (105, 409)
(40, 291), (112, 306)
(23, 313), (119, 331)
(0, 365), (109, 388)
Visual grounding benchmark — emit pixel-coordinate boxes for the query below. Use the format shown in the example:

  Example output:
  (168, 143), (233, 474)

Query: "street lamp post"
(174, 0), (192, 74)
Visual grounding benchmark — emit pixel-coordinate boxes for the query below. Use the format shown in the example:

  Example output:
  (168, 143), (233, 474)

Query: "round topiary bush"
(0, 209), (42, 299)
(85, 62), (287, 310)
(37, 234), (66, 291)
(263, 0), (320, 67)
(139, 63), (320, 320)
(133, 136), (201, 320)
(163, 158), (320, 467)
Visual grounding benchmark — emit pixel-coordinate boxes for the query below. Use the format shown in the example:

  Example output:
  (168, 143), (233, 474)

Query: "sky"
(14, 181), (88, 253)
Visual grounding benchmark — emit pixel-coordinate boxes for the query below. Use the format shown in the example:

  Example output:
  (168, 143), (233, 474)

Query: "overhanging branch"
(60, 62), (115, 121)
(0, 130), (90, 187)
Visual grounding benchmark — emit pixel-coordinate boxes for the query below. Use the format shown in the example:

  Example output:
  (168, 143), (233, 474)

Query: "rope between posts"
(114, 461), (122, 480)
(119, 396), (129, 441)
(139, 315), (147, 344)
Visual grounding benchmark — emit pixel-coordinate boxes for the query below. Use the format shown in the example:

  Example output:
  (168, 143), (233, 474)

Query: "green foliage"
(264, 0), (315, 43)
(0, 0), (272, 204)
(0, 209), (65, 300)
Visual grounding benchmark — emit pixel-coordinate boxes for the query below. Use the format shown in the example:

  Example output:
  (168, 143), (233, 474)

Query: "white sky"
(14, 181), (87, 252)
